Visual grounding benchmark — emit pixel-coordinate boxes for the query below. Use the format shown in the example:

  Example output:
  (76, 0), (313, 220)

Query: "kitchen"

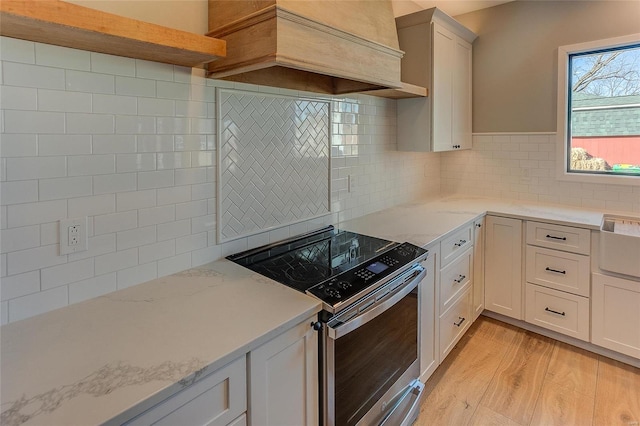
(1, 0), (639, 425)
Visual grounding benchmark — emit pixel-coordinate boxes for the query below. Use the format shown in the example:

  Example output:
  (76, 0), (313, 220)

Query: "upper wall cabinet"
(396, 8), (476, 152)
(0, 0), (226, 68)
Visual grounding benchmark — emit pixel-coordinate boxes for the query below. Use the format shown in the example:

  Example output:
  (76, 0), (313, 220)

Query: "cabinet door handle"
(545, 307), (566, 316)
(476, 223), (482, 228)
(545, 267), (566, 275)
(454, 275), (466, 283)
(454, 317), (466, 327)
(545, 234), (567, 241)
(454, 239), (467, 247)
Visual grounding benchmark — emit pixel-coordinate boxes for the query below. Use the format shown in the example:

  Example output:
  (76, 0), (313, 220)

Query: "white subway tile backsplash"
(0, 253), (5, 276)
(6, 156), (66, 180)
(190, 118), (215, 134)
(68, 233), (116, 262)
(0, 181), (38, 205)
(157, 252), (191, 277)
(66, 113), (115, 134)
(191, 183), (214, 201)
(1, 37), (35, 63)
(3, 62), (65, 90)
(175, 135), (207, 151)
(116, 262), (157, 290)
(38, 134), (92, 156)
(175, 100), (207, 118)
(190, 85), (216, 103)
(94, 211), (138, 235)
(35, 44), (90, 71)
(174, 168), (206, 185)
(116, 153), (156, 173)
(66, 70), (114, 94)
(41, 258), (94, 290)
(137, 135), (174, 152)
(0, 225), (40, 254)
(4, 110), (65, 134)
(68, 154), (115, 176)
(92, 135), (136, 154)
(94, 173), (136, 195)
(138, 97), (174, 116)
(116, 189), (156, 212)
(115, 76), (156, 97)
(37, 89), (91, 113)
(157, 219), (191, 241)
(39, 176), (92, 201)
(8, 286), (68, 322)
(94, 248), (138, 275)
(1, 85), (37, 110)
(93, 93), (137, 115)
(139, 240), (175, 264)
(68, 194), (115, 218)
(91, 52), (136, 77)
(138, 170), (174, 190)
(7, 244), (66, 275)
(0, 270), (40, 301)
(173, 66), (206, 85)
(192, 214), (215, 235)
(157, 186), (191, 206)
(157, 81), (190, 100)
(136, 60), (174, 81)
(192, 245), (219, 267)
(0, 134), (37, 157)
(176, 200), (207, 220)
(176, 233), (207, 254)
(115, 115), (156, 134)
(138, 205), (175, 227)
(157, 152), (191, 169)
(117, 225), (156, 251)
(156, 117), (189, 134)
(68, 273), (116, 304)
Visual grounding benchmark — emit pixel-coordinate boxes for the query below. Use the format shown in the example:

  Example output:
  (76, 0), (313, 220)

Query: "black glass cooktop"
(226, 226), (398, 292)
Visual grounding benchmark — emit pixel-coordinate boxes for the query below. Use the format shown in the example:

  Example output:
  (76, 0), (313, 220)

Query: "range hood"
(206, 0), (404, 95)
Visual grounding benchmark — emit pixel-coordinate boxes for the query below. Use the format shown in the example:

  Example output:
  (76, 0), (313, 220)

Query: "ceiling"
(391, 0), (514, 17)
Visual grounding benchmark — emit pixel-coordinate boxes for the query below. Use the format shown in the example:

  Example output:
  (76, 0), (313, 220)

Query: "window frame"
(556, 33), (640, 186)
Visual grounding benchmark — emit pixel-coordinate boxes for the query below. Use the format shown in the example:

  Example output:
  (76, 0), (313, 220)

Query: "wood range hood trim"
(206, 2), (405, 95)
(0, 0), (226, 68)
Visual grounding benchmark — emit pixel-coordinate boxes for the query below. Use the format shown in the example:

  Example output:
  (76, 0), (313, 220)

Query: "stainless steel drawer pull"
(453, 317), (465, 327)
(453, 275), (466, 283)
(545, 234), (567, 241)
(545, 267), (566, 275)
(454, 239), (467, 247)
(545, 307), (566, 316)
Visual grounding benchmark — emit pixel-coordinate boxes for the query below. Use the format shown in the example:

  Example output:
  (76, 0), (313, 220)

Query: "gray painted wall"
(455, 1), (640, 133)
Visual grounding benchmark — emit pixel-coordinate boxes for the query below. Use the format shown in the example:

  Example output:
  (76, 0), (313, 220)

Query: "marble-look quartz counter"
(0, 260), (321, 426)
(339, 196), (608, 249)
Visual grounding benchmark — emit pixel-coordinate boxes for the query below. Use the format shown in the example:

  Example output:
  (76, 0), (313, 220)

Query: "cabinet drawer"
(526, 221), (590, 255)
(125, 355), (247, 426)
(440, 224), (473, 267)
(525, 246), (590, 297)
(525, 283), (589, 341)
(439, 288), (472, 360)
(439, 247), (472, 312)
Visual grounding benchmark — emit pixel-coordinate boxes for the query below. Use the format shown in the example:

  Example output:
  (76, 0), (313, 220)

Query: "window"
(557, 34), (640, 185)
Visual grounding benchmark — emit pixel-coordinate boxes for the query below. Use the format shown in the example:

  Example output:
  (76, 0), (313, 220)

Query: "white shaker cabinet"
(419, 250), (438, 383)
(484, 216), (524, 320)
(472, 218), (485, 321)
(592, 273), (640, 359)
(396, 8), (476, 152)
(249, 315), (319, 426)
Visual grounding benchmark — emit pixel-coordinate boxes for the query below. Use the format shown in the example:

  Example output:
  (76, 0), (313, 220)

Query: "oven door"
(324, 266), (425, 426)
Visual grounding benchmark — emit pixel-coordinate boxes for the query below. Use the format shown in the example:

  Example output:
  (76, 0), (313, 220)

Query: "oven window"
(334, 289), (418, 426)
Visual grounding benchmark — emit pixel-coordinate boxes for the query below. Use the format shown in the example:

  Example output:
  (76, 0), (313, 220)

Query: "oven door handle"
(327, 267), (426, 340)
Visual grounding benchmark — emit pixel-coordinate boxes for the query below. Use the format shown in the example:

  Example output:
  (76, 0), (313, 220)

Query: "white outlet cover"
(59, 217), (88, 255)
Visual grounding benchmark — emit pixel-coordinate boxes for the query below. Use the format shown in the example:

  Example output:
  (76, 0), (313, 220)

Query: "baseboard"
(481, 311), (640, 369)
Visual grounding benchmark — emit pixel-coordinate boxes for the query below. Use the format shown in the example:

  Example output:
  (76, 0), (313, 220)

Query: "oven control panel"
(307, 242), (428, 308)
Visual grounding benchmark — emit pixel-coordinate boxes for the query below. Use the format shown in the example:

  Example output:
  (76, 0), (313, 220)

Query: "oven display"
(366, 261), (388, 274)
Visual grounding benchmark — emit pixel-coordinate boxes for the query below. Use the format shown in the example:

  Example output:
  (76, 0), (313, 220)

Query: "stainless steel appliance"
(227, 226), (428, 426)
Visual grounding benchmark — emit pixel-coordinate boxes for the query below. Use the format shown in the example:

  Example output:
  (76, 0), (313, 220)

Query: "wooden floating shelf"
(0, 0), (226, 68)
(362, 81), (428, 99)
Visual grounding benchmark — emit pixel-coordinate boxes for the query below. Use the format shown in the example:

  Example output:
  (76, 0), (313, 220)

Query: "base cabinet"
(249, 315), (319, 426)
(419, 251), (438, 382)
(592, 273), (640, 359)
(472, 218), (485, 320)
(484, 216), (523, 320)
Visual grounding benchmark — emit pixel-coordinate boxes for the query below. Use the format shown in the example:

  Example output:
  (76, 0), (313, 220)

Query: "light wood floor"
(415, 316), (640, 426)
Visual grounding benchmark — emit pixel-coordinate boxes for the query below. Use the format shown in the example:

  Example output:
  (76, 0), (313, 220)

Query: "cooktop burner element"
(226, 226), (427, 313)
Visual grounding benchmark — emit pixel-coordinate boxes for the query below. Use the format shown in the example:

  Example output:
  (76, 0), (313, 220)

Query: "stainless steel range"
(227, 226), (429, 426)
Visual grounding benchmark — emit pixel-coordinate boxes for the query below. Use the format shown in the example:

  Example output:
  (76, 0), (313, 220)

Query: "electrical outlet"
(59, 217), (88, 255)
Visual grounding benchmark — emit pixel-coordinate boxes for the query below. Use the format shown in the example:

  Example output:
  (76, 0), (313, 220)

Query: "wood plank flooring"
(415, 316), (640, 426)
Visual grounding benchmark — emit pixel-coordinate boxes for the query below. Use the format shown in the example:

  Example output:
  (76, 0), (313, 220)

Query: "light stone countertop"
(1, 196), (633, 426)
(339, 196), (609, 249)
(0, 260), (321, 426)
